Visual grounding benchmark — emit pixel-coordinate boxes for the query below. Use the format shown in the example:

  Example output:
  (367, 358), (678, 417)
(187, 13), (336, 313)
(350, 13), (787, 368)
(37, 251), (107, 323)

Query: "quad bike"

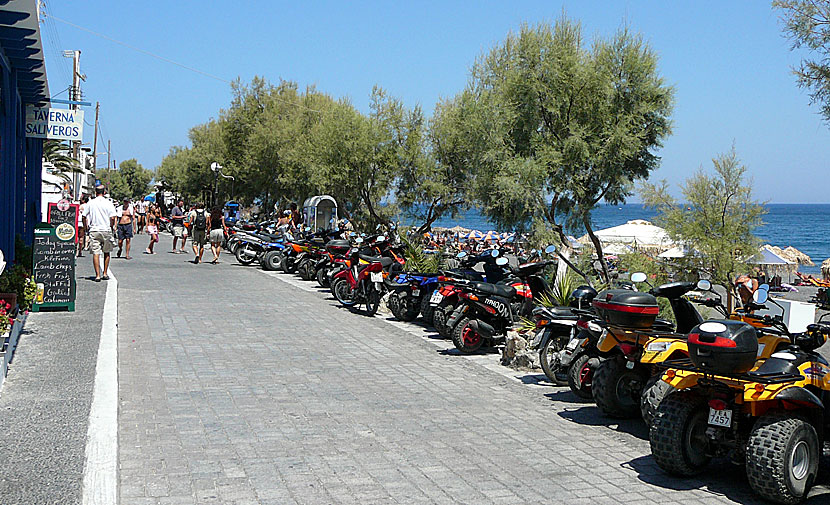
(650, 289), (830, 504)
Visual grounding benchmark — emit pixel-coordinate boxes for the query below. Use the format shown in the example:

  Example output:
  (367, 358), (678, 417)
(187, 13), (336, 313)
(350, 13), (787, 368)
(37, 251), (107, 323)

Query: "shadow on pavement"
(623, 454), (830, 504)
(542, 388), (595, 404)
(555, 404), (649, 440)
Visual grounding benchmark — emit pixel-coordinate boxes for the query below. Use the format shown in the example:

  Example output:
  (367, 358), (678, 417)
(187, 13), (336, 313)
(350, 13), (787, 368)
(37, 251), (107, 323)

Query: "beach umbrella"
(658, 246), (686, 259)
(483, 230), (500, 241)
(750, 248), (794, 266)
(578, 219), (673, 252)
(143, 194), (155, 202)
(784, 246), (814, 266)
(449, 225), (470, 234)
(466, 230), (484, 240)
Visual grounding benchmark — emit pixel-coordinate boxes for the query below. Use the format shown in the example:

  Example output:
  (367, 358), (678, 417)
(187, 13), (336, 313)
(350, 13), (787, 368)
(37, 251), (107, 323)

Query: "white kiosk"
(302, 195), (338, 232)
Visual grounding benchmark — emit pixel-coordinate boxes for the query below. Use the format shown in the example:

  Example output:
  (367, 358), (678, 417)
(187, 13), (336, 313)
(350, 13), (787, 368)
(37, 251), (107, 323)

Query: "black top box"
(592, 290), (659, 329)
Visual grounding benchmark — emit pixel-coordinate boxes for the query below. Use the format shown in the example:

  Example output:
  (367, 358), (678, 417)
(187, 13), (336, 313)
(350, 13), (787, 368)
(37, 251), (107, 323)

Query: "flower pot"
(0, 293), (16, 310)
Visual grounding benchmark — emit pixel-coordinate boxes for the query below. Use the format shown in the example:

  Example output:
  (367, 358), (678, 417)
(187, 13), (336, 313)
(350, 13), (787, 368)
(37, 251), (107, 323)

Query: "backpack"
(194, 210), (207, 230)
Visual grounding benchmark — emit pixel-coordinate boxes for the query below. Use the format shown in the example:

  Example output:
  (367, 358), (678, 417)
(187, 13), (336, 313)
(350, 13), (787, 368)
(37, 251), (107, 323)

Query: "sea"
(418, 203), (828, 275)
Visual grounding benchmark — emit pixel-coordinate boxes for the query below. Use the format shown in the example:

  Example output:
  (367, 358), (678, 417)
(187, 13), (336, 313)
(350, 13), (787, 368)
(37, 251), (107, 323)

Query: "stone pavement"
(108, 233), (829, 505)
(0, 254), (107, 504)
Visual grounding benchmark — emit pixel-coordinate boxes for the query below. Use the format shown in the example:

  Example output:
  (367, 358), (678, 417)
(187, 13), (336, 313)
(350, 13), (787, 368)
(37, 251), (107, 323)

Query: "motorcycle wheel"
(451, 317), (485, 354)
(316, 267), (330, 288)
(567, 353), (595, 400)
(364, 284), (380, 315)
(332, 278), (357, 307)
(592, 356), (648, 418)
(433, 305), (451, 337)
(235, 244), (257, 266)
(263, 251), (284, 271)
(298, 260), (313, 281)
(282, 256), (295, 274)
(389, 292), (419, 321)
(420, 294), (435, 324)
(539, 335), (569, 386)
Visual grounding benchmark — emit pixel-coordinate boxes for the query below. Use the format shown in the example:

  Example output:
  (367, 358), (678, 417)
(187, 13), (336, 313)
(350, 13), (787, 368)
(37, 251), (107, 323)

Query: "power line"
(44, 12), (231, 84)
(43, 11), (325, 114)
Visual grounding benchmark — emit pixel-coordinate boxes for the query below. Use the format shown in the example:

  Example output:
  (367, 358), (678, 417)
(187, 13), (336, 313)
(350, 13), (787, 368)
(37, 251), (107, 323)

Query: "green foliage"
(0, 264), (34, 311)
(96, 159), (152, 201)
(774, 1), (830, 122)
(448, 18), (674, 281)
(14, 234), (32, 272)
(549, 271), (579, 307)
(639, 147), (766, 307)
(401, 236), (443, 273)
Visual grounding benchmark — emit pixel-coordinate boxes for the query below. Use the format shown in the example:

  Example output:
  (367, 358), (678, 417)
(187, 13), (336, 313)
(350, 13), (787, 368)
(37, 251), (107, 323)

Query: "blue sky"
(41, 0), (829, 203)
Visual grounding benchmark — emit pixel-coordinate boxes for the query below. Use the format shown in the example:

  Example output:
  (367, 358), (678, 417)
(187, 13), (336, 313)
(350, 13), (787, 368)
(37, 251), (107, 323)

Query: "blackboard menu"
(47, 202), (80, 243)
(32, 224), (76, 312)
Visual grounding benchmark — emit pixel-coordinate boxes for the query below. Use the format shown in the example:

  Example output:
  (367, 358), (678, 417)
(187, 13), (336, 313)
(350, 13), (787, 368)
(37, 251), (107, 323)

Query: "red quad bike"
(446, 246), (557, 354)
(331, 236), (395, 316)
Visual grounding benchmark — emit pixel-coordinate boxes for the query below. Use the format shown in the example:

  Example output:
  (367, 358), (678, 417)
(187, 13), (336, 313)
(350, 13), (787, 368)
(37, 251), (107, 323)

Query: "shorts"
(90, 230), (115, 254)
(209, 228), (224, 244)
(191, 228), (207, 246)
(117, 223), (134, 240)
(172, 224), (184, 237)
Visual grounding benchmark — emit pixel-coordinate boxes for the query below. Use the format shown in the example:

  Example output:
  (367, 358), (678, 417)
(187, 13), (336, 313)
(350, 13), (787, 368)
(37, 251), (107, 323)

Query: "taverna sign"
(25, 106), (84, 141)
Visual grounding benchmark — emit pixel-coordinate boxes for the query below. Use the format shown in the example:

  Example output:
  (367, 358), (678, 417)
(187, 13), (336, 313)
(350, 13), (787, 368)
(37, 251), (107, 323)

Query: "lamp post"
(210, 162), (235, 208)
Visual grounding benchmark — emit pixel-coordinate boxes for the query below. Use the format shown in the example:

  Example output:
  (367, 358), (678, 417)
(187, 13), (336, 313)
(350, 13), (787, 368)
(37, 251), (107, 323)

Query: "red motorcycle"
(331, 236), (395, 315)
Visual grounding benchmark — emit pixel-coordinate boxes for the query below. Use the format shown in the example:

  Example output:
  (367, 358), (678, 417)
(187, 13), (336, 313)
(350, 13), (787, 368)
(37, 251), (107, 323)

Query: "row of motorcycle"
(224, 221), (830, 504)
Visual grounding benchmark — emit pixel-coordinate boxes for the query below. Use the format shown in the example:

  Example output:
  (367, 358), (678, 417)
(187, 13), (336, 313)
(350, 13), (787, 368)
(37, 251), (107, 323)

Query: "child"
(146, 214), (159, 254)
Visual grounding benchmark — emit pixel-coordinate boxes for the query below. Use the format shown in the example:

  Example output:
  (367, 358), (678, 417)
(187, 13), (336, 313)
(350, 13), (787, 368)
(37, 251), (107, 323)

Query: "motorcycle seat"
(472, 282), (516, 298)
(359, 254), (393, 267)
(258, 232), (283, 241)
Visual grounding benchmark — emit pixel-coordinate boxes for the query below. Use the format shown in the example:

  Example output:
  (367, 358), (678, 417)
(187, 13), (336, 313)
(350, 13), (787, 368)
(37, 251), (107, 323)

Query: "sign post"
(31, 224), (76, 312)
(47, 201), (80, 243)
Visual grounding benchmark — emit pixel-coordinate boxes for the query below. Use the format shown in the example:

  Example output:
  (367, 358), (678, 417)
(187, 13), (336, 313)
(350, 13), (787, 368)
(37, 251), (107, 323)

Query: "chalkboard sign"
(47, 201), (80, 243)
(31, 223), (76, 312)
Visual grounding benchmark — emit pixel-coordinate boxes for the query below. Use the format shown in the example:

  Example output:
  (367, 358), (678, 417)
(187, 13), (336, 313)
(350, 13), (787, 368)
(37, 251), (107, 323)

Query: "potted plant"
(0, 301), (13, 337)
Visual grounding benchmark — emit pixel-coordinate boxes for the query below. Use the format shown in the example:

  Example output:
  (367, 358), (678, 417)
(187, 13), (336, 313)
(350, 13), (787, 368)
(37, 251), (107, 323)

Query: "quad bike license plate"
(430, 291), (443, 305)
(412, 289), (420, 296)
(707, 408), (732, 428)
(370, 272), (384, 283)
(565, 338), (580, 351)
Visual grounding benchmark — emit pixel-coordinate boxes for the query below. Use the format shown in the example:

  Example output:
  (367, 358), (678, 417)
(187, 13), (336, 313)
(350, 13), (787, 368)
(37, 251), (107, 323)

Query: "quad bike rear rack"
(658, 358), (804, 385)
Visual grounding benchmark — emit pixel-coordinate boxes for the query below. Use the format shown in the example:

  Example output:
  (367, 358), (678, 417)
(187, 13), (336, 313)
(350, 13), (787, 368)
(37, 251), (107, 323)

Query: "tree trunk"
(583, 214), (610, 284)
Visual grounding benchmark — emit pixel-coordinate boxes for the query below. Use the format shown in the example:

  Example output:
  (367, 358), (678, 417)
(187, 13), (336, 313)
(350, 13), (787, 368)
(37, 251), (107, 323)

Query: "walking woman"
(208, 206), (227, 264)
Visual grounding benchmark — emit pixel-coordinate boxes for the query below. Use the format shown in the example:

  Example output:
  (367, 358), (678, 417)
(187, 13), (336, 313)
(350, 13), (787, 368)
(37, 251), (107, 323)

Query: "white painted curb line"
(82, 270), (118, 505)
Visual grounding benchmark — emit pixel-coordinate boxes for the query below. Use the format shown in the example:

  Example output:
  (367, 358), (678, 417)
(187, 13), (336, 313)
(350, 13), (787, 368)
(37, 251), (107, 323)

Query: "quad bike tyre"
(420, 294), (435, 325)
(649, 391), (711, 476)
(451, 317), (485, 354)
(332, 278), (357, 307)
(746, 412), (820, 504)
(592, 356), (648, 418)
(389, 292), (420, 322)
(567, 353), (596, 400)
(640, 375), (675, 426)
(539, 335), (569, 386)
(235, 244), (257, 266)
(282, 256), (296, 274)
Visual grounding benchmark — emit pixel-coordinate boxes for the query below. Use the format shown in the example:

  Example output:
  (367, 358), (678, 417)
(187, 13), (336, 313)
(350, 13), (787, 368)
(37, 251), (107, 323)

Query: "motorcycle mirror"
(490, 249), (499, 258)
(592, 260), (603, 271)
(456, 251), (467, 259)
(495, 257), (509, 266)
(544, 244), (557, 254)
(355, 237), (364, 244)
(376, 235), (387, 243)
(753, 288), (769, 304)
(630, 272), (647, 283)
(696, 279), (712, 291)
(758, 283), (770, 293)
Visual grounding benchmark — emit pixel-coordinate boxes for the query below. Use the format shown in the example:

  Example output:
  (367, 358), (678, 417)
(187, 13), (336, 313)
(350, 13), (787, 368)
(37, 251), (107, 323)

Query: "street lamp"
(210, 162), (235, 208)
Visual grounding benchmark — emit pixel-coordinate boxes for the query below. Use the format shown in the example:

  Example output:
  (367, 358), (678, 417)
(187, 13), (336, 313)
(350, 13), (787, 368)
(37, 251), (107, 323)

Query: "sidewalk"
(0, 255), (108, 504)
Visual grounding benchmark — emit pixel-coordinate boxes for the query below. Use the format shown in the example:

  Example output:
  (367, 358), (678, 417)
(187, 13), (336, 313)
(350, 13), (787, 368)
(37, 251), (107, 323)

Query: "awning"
(0, 1), (50, 104)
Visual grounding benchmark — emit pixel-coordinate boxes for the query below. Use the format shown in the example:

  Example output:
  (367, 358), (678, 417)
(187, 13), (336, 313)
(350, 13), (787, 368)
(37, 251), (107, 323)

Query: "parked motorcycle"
(331, 236), (395, 315)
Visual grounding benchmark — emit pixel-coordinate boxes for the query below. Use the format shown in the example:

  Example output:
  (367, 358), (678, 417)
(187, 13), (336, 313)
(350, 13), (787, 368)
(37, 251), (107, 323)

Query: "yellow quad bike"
(651, 297), (830, 504)
(637, 281), (794, 424)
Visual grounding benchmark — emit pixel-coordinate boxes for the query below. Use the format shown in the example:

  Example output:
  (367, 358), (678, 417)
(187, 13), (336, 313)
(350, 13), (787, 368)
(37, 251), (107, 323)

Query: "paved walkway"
(109, 234), (828, 505)
(0, 256), (107, 504)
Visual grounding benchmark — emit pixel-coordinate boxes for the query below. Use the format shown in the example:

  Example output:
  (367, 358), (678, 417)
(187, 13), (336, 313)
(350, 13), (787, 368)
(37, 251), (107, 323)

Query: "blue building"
(0, 0), (49, 264)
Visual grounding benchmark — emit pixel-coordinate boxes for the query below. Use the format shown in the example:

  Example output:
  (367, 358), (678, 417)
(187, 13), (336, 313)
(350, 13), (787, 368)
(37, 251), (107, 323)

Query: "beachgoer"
(82, 184), (117, 282)
(277, 210), (292, 232)
(290, 202), (303, 229)
(136, 199), (147, 233)
(188, 202), (209, 264)
(170, 200), (186, 253)
(735, 274), (759, 307)
(208, 206), (226, 264)
(116, 197), (135, 259)
(77, 194), (89, 258)
(146, 213), (159, 254)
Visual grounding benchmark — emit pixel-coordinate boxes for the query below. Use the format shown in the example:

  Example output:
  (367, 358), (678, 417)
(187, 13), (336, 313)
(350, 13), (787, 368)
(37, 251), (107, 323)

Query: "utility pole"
(63, 49), (85, 197)
(92, 101), (100, 172)
(107, 140), (111, 173)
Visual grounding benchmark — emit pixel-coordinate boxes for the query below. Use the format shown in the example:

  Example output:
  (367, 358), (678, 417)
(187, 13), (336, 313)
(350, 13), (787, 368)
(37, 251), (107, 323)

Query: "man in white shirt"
(82, 185), (118, 282)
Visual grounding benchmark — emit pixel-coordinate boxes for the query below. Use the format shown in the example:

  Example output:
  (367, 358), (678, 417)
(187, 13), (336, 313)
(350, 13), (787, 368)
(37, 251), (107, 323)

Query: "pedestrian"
(188, 202), (209, 264)
(145, 213), (159, 254)
(81, 184), (117, 282)
(290, 202), (303, 229)
(116, 197), (135, 259)
(208, 206), (226, 264)
(277, 210), (292, 232)
(77, 194), (89, 258)
(136, 198), (147, 233)
(170, 199), (186, 253)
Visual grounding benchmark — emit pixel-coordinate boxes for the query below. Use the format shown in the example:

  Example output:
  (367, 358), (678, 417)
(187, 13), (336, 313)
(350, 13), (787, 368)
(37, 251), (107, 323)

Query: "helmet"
(570, 285), (598, 309)
(283, 210), (291, 216)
